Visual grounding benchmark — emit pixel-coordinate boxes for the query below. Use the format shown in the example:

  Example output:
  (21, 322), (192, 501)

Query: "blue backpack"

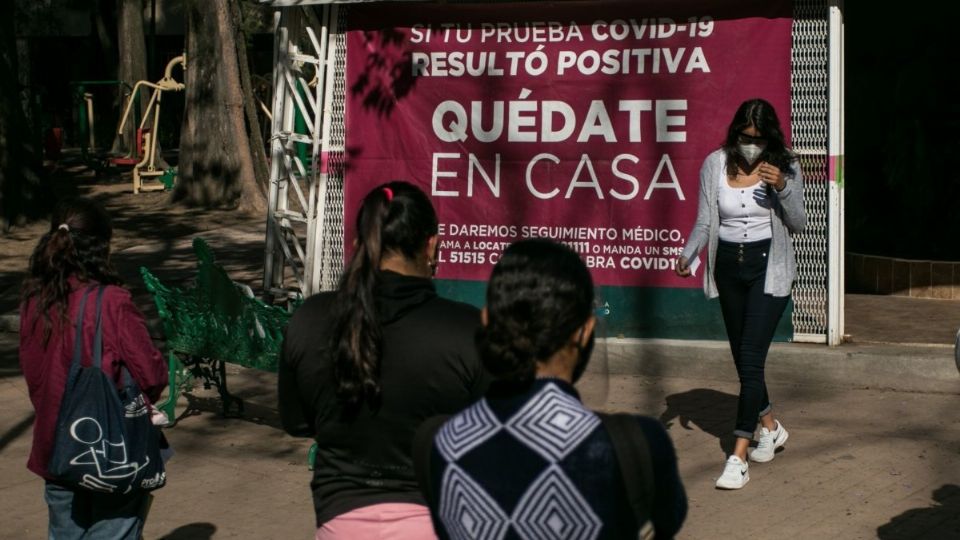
(47, 285), (166, 494)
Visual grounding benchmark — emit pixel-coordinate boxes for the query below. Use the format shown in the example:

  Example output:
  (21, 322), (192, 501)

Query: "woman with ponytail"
(279, 181), (489, 539)
(19, 198), (167, 539)
(416, 239), (688, 539)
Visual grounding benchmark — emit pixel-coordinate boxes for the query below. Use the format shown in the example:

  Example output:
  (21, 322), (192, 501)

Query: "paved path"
(582, 373), (960, 540)
(845, 294), (960, 346)
(2, 332), (957, 539)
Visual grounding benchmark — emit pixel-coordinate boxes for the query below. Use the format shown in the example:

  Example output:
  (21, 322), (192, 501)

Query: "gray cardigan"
(681, 149), (807, 298)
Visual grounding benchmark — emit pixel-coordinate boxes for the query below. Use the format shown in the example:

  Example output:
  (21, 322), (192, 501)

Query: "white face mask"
(737, 143), (766, 165)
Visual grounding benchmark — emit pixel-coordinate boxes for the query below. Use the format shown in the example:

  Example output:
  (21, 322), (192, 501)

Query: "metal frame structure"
(263, 5), (344, 300)
(787, 0), (844, 344)
(262, 0), (844, 344)
(827, 0), (845, 345)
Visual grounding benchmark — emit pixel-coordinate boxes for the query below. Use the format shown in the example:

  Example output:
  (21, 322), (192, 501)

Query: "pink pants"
(315, 503), (438, 540)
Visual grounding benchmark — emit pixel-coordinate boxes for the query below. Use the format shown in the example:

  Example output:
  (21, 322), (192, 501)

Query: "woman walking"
(279, 181), (489, 539)
(676, 98), (807, 489)
(19, 198), (168, 538)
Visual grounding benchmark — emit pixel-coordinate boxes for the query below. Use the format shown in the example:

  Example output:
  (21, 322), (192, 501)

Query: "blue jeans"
(714, 239), (790, 440)
(44, 482), (149, 540)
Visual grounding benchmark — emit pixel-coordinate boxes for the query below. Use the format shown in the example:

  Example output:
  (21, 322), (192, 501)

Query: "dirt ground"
(0, 155), (268, 327)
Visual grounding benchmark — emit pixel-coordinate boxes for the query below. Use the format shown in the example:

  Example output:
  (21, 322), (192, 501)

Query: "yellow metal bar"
(84, 93), (95, 149)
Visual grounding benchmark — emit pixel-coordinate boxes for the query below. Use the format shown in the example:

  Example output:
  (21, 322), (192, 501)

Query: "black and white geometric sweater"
(425, 378), (644, 540)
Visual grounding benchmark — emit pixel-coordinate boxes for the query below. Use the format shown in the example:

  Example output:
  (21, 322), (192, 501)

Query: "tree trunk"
(112, 0), (149, 156)
(230, 0), (270, 194)
(0, 11), (47, 229)
(175, 0), (266, 213)
(91, 0), (116, 75)
(16, 38), (33, 132)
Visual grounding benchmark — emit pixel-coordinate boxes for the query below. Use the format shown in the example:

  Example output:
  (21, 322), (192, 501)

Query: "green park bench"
(141, 238), (291, 425)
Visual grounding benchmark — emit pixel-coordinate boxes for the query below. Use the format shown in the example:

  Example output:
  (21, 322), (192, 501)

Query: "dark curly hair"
(722, 98), (797, 176)
(332, 180), (439, 417)
(21, 198), (123, 343)
(477, 239), (594, 386)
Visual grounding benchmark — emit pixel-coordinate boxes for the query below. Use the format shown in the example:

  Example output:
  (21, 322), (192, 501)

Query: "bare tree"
(230, 0), (270, 194)
(175, 0), (266, 213)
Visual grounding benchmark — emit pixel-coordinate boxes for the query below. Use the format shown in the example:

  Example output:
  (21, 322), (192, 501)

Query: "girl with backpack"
(19, 198), (168, 539)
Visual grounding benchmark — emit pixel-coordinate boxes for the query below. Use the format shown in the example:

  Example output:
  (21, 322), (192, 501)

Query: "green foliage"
(237, 0), (273, 47)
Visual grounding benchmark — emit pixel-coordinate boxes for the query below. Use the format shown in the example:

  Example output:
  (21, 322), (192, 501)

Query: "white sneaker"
(749, 420), (789, 463)
(716, 455), (749, 489)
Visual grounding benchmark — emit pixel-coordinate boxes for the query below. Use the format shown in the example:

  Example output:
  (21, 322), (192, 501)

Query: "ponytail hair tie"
(382, 187), (394, 202)
(58, 224), (70, 232)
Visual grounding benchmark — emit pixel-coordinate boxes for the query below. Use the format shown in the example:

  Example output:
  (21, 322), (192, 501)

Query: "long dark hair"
(332, 180), (438, 415)
(723, 98), (797, 175)
(21, 198), (122, 343)
(477, 239), (594, 386)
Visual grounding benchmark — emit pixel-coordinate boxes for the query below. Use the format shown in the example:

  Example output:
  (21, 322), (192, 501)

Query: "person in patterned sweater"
(416, 239), (687, 539)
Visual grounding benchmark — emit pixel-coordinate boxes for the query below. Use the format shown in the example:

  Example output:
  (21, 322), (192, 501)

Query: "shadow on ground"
(660, 388), (739, 455)
(0, 157), (269, 321)
(876, 484), (960, 539)
(0, 412), (35, 454)
(157, 522), (217, 540)
(176, 392), (281, 430)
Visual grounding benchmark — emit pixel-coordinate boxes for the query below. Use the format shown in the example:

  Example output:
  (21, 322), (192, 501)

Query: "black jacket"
(278, 271), (489, 526)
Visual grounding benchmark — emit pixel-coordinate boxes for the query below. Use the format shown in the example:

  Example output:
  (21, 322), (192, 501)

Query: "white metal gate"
(262, 6), (345, 299)
(791, 0), (830, 341)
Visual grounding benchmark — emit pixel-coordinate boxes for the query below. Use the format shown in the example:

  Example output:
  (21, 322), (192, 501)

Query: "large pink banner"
(345, 1), (792, 288)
